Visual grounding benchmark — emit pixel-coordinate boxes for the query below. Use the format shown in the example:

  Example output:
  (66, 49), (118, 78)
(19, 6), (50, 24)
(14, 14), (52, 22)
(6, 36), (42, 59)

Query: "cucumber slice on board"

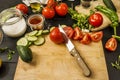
(34, 36), (45, 46)
(50, 27), (55, 32)
(28, 30), (38, 36)
(36, 30), (43, 36)
(27, 36), (38, 41)
(17, 37), (28, 46)
(42, 30), (49, 34)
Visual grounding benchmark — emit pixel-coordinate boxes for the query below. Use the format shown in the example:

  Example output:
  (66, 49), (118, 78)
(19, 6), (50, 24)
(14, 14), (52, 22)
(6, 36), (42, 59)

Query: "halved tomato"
(90, 31), (103, 42)
(73, 27), (83, 40)
(105, 37), (117, 51)
(80, 33), (91, 45)
(63, 26), (74, 39)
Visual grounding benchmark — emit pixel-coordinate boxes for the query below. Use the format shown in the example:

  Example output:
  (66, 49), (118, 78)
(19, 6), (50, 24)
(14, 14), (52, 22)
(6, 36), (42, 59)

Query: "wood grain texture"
(14, 35), (108, 80)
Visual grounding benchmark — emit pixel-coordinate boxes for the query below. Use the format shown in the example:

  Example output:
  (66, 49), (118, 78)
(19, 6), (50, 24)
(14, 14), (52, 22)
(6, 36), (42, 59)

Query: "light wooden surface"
(14, 35), (109, 80)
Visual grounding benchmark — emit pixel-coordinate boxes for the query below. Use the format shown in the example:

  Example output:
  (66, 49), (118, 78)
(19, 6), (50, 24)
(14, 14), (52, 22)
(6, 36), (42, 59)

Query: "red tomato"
(16, 4), (28, 14)
(47, 0), (57, 8)
(80, 33), (91, 44)
(73, 27), (83, 40)
(55, 3), (68, 16)
(89, 13), (103, 27)
(42, 7), (55, 19)
(49, 27), (64, 44)
(90, 31), (103, 42)
(63, 26), (74, 39)
(105, 37), (117, 51)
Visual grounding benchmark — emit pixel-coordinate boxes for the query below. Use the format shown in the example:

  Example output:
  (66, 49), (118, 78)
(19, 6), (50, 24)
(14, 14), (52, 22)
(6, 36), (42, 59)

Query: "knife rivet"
(75, 53), (78, 56)
(78, 58), (80, 60)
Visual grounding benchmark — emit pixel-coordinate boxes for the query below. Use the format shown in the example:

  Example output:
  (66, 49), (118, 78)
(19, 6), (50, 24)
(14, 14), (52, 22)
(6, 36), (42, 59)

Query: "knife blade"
(58, 24), (91, 77)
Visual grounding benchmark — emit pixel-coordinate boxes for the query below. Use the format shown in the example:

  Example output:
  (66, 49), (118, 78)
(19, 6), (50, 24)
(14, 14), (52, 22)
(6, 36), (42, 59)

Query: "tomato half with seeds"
(80, 33), (91, 45)
(105, 37), (117, 51)
(73, 27), (83, 40)
(89, 13), (103, 27)
(49, 27), (64, 44)
(63, 26), (74, 39)
(90, 31), (103, 42)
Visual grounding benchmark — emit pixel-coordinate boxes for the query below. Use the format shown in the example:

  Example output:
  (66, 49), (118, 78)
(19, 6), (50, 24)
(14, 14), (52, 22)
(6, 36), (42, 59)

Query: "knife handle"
(70, 48), (91, 77)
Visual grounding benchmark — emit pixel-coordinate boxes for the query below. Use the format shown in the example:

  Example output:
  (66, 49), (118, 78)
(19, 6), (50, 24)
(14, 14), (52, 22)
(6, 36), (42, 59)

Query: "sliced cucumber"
(34, 36), (45, 46)
(27, 36), (38, 41)
(36, 30), (43, 36)
(28, 30), (38, 36)
(50, 27), (55, 32)
(25, 33), (30, 38)
(42, 30), (49, 34)
(17, 37), (28, 46)
(28, 41), (33, 46)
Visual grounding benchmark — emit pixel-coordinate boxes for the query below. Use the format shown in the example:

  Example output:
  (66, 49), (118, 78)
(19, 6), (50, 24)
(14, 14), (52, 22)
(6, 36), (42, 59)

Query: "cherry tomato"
(73, 27), (83, 40)
(63, 26), (74, 39)
(89, 13), (103, 27)
(49, 27), (64, 44)
(55, 3), (68, 16)
(105, 37), (117, 51)
(42, 7), (55, 19)
(16, 4), (28, 14)
(80, 33), (91, 44)
(47, 0), (57, 8)
(90, 31), (103, 42)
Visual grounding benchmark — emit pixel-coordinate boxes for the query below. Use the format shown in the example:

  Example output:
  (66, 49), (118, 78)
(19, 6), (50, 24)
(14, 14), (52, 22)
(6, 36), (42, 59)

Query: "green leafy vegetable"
(68, 8), (93, 30)
(0, 47), (15, 60)
(95, 5), (119, 36)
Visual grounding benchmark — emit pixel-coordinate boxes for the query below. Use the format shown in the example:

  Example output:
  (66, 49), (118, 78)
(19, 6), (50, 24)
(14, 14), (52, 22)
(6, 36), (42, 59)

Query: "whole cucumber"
(17, 45), (33, 63)
(103, 0), (116, 12)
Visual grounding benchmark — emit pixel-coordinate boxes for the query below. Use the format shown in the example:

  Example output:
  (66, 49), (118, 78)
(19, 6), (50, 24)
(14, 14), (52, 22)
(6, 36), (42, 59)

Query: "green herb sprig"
(111, 55), (120, 70)
(0, 47), (15, 60)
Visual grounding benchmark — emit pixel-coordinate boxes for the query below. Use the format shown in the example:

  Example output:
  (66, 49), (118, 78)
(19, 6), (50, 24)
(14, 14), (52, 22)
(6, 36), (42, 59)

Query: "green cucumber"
(17, 45), (33, 63)
(27, 36), (38, 41)
(17, 37), (28, 46)
(103, 0), (116, 12)
(36, 30), (43, 36)
(42, 30), (49, 34)
(50, 27), (55, 32)
(34, 36), (45, 46)
(28, 30), (38, 36)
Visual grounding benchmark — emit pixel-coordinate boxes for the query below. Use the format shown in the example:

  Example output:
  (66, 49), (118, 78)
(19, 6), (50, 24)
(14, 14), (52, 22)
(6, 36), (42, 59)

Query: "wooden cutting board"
(14, 35), (109, 80)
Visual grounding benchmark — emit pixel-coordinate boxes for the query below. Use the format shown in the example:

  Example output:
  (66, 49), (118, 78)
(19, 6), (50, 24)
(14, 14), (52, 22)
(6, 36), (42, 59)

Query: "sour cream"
(2, 17), (27, 37)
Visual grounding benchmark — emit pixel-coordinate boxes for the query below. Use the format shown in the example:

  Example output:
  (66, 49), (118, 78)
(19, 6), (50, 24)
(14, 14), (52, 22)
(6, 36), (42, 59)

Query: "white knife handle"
(70, 48), (91, 77)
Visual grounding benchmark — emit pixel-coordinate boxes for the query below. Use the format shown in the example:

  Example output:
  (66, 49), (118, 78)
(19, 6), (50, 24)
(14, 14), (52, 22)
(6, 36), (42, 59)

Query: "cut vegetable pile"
(17, 30), (49, 46)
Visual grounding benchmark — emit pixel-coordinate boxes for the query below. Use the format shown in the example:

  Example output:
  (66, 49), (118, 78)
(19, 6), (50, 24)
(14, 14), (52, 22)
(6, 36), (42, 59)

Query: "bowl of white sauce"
(0, 8), (27, 37)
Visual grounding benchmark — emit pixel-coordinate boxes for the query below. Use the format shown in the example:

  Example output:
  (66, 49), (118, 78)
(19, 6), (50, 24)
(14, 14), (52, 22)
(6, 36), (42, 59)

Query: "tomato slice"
(73, 27), (83, 40)
(63, 26), (74, 39)
(105, 37), (117, 51)
(90, 31), (103, 42)
(80, 33), (91, 44)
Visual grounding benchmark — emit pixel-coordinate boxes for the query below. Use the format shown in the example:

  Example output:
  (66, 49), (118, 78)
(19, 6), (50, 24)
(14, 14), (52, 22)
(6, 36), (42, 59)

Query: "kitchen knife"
(58, 24), (91, 77)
